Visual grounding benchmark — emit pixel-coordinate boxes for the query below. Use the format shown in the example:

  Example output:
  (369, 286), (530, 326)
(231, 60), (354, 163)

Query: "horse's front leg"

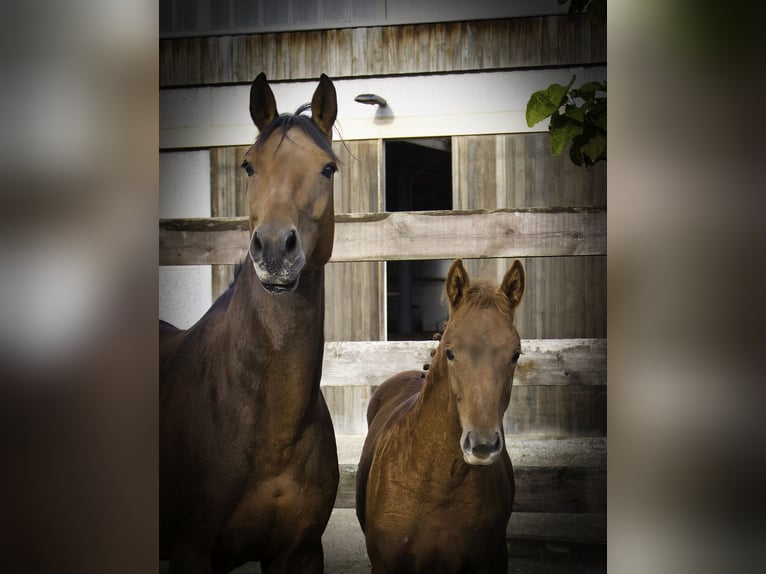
(260, 538), (324, 574)
(167, 545), (213, 574)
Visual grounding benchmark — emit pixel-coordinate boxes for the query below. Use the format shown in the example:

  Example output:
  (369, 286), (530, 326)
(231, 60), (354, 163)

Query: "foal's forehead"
(449, 306), (519, 344)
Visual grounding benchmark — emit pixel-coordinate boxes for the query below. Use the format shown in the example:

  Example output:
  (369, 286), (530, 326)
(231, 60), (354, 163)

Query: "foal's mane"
(252, 103), (339, 163)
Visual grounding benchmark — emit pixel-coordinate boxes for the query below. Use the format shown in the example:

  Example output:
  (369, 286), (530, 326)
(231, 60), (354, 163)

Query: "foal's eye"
(241, 161), (254, 177)
(512, 351), (521, 363)
(321, 163), (337, 179)
(445, 349), (455, 361)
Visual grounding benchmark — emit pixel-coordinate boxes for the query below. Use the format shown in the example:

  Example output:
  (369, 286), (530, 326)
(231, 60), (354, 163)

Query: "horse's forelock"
(254, 105), (338, 162)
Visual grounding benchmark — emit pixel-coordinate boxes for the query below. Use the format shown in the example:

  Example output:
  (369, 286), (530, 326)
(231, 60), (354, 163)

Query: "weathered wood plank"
(335, 463), (605, 513)
(507, 512), (606, 546)
(324, 383), (606, 435)
(159, 207), (606, 265)
(336, 435), (606, 467)
(160, 15), (606, 86)
(321, 339), (606, 434)
(320, 339), (605, 388)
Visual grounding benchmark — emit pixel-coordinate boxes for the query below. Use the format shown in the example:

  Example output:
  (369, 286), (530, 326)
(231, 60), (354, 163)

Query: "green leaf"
(563, 104), (585, 123)
(549, 113), (583, 156)
(525, 77), (575, 127)
(588, 106), (607, 131)
(581, 131), (607, 163)
(572, 82), (606, 104)
(575, 81), (606, 95)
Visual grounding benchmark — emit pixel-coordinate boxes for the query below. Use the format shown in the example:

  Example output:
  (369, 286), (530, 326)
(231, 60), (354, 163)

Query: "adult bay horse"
(160, 73), (340, 573)
(356, 259), (526, 574)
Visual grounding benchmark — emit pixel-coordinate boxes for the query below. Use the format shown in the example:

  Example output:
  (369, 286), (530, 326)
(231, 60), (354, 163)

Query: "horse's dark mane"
(254, 103), (339, 162)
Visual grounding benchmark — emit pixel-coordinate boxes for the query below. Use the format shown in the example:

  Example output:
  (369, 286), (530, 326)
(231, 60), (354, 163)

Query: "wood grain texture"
(335, 463), (605, 513)
(324, 383), (606, 435)
(452, 132), (607, 339)
(210, 145), (249, 298)
(324, 140), (384, 341)
(159, 207), (606, 265)
(320, 339), (605, 388)
(160, 15), (606, 86)
(321, 339), (606, 435)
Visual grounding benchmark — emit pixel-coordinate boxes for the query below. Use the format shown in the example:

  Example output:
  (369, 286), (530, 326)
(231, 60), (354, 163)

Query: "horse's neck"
(408, 358), (467, 480)
(226, 262), (325, 441)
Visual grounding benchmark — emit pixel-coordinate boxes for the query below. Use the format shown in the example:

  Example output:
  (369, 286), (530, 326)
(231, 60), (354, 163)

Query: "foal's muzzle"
(461, 429), (503, 466)
(249, 224), (306, 294)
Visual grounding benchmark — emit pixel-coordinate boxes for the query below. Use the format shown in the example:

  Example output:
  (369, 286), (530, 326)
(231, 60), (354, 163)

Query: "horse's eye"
(512, 351), (521, 363)
(321, 163), (337, 179)
(445, 349), (455, 361)
(242, 161), (254, 177)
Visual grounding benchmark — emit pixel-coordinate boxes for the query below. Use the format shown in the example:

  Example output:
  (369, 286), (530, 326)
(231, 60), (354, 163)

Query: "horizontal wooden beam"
(321, 339), (606, 388)
(160, 16), (605, 87)
(159, 207), (606, 265)
(322, 339), (607, 435)
(335, 464), (606, 514)
(507, 512), (606, 546)
(334, 436), (606, 513)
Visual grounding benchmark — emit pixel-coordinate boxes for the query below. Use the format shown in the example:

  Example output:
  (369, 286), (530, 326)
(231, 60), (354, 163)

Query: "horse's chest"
(368, 468), (511, 571)
(373, 507), (503, 574)
(217, 427), (338, 561)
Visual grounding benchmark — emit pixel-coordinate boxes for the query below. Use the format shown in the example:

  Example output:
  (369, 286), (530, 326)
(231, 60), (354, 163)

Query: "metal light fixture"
(355, 93), (388, 107)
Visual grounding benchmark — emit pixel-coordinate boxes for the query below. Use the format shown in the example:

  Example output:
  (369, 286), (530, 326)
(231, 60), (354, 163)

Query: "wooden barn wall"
(159, 15), (605, 86)
(210, 145), (249, 298)
(452, 133), (606, 340)
(209, 140), (383, 342)
(325, 139), (383, 342)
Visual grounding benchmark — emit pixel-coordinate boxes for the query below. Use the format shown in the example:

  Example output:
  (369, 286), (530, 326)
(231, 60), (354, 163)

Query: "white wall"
(158, 151), (212, 329)
(160, 68), (607, 149)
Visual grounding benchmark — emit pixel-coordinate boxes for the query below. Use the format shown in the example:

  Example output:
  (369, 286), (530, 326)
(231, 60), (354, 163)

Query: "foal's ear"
(446, 259), (470, 315)
(311, 74), (337, 140)
(501, 260), (525, 310)
(250, 72), (278, 132)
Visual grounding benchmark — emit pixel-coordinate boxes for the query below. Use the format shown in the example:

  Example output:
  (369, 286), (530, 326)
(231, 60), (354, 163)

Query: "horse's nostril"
(285, 229), (297, 253)
(251, 232), (263, 255)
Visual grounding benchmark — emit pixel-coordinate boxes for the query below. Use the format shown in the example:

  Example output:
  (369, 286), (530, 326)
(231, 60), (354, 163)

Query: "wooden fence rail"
(320, 338), (605, 388)
(159, 207), (606, 265)
(321, 339), (606, 436)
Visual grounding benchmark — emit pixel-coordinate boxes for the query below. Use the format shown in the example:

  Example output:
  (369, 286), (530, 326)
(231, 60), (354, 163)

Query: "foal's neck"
(410, 355), (467, 479)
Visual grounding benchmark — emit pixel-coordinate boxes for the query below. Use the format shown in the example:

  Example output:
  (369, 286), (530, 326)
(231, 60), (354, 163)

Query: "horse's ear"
(501, 260), (525, 310)
(250, 72), (278, 132)
(311, 74), (337, 140)
(446, 259), (470, 315)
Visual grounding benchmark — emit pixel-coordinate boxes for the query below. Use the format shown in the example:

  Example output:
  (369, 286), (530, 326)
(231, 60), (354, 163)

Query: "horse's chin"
(260, 276), (300, 294)
(462, 451), (499, 467)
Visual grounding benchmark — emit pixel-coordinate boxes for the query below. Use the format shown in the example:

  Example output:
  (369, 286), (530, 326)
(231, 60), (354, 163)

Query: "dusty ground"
(159, 435), (606, 572)
(161, 508), (606, 573)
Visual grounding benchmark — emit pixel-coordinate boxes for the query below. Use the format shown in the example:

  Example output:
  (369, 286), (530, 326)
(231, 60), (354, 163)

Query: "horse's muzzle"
(249, 225), (306, 294)
(461, 430), (503, 466)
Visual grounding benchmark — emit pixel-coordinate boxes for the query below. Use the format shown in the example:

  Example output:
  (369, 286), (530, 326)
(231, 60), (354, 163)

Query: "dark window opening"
(385, 138), (452, 340)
